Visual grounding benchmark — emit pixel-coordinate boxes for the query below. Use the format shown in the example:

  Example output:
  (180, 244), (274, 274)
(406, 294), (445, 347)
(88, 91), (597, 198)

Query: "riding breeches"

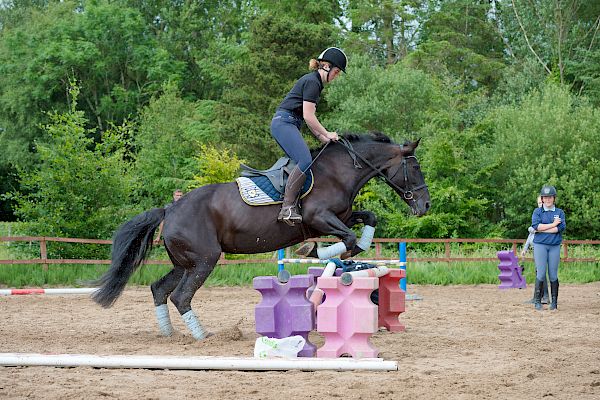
(270, 110), (312, 173)
(533, 243), (561, 281)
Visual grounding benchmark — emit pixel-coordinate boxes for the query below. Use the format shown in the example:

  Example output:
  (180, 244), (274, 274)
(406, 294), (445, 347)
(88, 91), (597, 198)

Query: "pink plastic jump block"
(378, 268), (406, 332)
(316, 276), (379, 358)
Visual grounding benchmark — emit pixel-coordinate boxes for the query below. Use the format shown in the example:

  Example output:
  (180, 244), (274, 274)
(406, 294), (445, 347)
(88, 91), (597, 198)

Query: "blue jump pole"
(399, 242), (407, 291)
(277, 248), (285, 272)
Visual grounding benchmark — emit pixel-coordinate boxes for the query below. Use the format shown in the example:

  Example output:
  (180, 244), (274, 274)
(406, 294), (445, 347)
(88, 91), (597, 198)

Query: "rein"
(337, 138), (428, 201)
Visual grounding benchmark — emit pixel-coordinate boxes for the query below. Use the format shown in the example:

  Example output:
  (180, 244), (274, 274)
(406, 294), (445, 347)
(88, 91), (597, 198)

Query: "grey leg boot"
(549, 280), (559, 310)
(534, 279), (544, 311)
(277, 166), (306, 226)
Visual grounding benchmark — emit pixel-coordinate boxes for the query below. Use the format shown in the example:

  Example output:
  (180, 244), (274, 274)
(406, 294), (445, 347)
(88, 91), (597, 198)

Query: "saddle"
(240, 157), (294, 195)
(237, 157), (313, 206)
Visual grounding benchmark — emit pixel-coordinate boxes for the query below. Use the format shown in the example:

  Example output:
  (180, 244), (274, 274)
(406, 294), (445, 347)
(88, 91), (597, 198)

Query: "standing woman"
(531, 185), (566, 311)
(271, 47), (347, 225)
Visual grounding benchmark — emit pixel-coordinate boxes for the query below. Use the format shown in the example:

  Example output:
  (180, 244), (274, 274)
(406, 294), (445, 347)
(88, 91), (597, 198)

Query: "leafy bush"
(7, 84), (138, 258)
(189, 144), (244, 187)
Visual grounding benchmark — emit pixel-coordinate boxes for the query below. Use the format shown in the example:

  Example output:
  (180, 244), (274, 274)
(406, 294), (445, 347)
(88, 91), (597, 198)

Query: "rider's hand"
(327, 131), (339, 142)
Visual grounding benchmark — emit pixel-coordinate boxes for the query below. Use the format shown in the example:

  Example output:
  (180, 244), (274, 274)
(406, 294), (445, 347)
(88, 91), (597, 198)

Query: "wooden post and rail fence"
(1, 236), (598, 270)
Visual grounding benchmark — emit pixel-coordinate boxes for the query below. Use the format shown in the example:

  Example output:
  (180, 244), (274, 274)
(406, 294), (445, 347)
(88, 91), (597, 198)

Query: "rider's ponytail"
(309, 59), (333, 71)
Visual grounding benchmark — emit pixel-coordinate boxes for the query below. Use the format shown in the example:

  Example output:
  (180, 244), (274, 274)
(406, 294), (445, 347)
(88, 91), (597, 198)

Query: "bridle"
(337, 138), (428, 203)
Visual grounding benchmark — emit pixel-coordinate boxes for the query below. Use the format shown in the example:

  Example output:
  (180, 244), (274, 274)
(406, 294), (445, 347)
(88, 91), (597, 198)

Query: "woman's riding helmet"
(317, 47), (347, 72)
(540, 185), (557, 196)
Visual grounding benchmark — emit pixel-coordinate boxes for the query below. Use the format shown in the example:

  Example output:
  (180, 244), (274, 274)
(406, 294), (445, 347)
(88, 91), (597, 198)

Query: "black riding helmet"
(317, 47), (348, 73)
(540, 185), (557, 196)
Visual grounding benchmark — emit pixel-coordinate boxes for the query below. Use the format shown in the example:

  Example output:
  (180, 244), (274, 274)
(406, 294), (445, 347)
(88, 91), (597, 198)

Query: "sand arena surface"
(1, 283), (599, 399)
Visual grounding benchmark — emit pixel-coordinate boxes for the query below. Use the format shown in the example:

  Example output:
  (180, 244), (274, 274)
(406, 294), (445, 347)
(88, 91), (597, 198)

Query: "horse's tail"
(92, 208), (165, 308)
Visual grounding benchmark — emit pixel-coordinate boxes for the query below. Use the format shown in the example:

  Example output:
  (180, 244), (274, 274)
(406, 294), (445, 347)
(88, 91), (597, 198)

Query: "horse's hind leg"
(169, 251), (221, 340)
(150, 266), (184, 336)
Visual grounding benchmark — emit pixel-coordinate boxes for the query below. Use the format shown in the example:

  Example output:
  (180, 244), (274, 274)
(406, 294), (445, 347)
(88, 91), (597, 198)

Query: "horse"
(92, 132), (430, 339)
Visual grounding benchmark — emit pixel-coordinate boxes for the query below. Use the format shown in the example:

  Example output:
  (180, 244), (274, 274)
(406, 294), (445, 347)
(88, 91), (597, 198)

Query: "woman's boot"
(534, 279), (544, 311)
(549, 280), (559, 310)
(277, 166), (306, 226)
(541, 277), (549, 304)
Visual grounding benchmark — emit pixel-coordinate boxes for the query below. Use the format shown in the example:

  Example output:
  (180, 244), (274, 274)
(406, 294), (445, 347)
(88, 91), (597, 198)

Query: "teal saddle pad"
(236, 172), (314, 206)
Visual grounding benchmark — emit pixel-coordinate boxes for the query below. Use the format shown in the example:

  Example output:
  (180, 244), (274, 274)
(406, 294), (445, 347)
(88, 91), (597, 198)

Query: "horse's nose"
(425, 201), (431, 211)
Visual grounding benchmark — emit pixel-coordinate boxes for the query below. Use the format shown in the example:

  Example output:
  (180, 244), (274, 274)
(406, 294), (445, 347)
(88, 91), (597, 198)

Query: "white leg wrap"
(356, 225), (376, 251)
(155, 304), (173, 337)
(317, 242), (347, 260)
(182, 310), (208, 340)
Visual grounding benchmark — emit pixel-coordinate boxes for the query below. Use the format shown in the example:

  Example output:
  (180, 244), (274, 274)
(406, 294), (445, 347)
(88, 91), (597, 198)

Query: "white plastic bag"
(253, 335), (306, 358)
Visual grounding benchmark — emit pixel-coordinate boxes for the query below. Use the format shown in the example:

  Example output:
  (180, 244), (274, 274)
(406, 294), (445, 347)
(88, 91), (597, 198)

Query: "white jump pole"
(0, 288), (97, 296)
(281, 258), (402, 265)
(0, 353), (398, 372)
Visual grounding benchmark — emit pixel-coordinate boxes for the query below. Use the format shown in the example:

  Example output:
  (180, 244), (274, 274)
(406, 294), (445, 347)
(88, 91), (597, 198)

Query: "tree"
(0, 0), (184, 218)
(323, 54), (447, 135)
(345, 0), (426, 65)
(133, 85), (223, 208)
(406, 0), (506, 93)
(8, 83), (138, 257)
(475, 83), (600, 239)
(499, 0), (600, 103)
(122, 0), (249, 100)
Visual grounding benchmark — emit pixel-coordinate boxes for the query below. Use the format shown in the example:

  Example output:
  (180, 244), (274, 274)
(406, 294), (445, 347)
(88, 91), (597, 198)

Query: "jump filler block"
(316, 276), (379, 358)
(253, 275), (316, 357)
(497, 250), (526, 289)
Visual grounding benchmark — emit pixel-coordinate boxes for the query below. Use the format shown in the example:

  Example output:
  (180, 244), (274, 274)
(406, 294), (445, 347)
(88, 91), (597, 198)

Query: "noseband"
(338, 138), (428, 203)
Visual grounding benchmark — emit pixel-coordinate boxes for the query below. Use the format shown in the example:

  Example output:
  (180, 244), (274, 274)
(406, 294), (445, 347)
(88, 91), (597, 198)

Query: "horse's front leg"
(297, 210), (377, 258)
(346, 210), (377, 229)
(346, 210), (377, 257)
(295, 212), (358, 259)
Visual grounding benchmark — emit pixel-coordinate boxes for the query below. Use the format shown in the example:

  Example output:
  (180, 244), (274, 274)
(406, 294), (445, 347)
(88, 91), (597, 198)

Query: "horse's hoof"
(340, 250), (352, 260)
(295, 242), (315, 257)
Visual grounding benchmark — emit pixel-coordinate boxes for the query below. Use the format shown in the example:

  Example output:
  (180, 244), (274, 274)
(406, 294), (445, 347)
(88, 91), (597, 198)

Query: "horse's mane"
(310, 131), (394, 156)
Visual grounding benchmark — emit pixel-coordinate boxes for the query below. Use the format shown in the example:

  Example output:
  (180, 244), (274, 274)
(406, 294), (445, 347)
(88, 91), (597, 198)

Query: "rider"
(271, 47), (347, 225)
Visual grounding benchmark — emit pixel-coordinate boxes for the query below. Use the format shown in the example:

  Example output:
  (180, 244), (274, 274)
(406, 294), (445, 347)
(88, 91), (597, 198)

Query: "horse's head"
(383, 138), (430, 216)
(317, 132), (430, 216)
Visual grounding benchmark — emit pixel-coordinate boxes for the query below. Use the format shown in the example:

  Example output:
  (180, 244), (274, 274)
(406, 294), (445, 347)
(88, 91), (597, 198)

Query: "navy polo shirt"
(532, 206), (566, 246)
(278, 71), (323, 118)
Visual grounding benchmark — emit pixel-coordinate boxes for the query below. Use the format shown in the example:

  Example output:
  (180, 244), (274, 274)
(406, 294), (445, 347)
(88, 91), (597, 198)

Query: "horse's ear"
(402, 138), (421, 154)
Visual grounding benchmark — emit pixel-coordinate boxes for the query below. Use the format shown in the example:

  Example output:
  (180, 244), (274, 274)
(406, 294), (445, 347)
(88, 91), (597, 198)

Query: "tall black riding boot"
(541, 276), (549, 304)
(534, 279), (544, 311)
(549, 280), (559, 310)
(277, 166), (306, 226)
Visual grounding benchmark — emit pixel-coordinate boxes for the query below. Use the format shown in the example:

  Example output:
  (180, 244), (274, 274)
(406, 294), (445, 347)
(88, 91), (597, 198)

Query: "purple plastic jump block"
(253, 274), (316, 357)
(497, 250), (527, 289)
(316, 276), (379, 358)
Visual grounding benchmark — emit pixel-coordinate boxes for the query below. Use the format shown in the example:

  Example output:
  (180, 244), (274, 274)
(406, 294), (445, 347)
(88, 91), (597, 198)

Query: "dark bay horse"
(92, 132), (430, 339)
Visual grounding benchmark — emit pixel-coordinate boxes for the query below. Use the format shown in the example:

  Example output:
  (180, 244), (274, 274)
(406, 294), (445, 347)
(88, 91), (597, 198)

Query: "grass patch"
(406, 261), (600, 285)
(0, 259), (598, 288)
